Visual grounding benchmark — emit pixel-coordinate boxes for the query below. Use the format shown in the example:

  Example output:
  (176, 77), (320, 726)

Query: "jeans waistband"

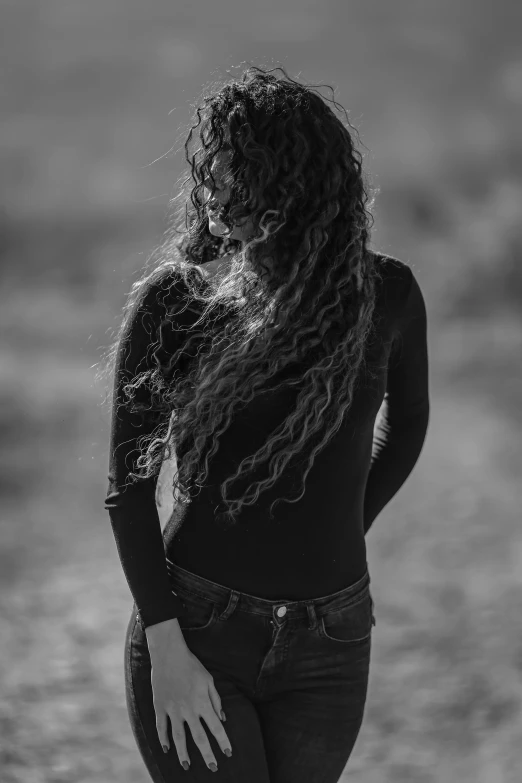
(165, 558), (371, 621)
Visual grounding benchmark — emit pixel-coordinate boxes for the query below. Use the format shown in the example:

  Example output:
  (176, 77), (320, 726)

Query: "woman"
(103, 66), (430, 782)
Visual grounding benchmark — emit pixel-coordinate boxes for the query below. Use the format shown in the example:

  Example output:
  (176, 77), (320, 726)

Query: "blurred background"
(1, 1), (521, 781)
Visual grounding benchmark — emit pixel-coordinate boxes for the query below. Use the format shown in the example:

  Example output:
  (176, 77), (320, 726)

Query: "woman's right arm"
(104, 268), (186, 629)
(104, 269), (233, 771)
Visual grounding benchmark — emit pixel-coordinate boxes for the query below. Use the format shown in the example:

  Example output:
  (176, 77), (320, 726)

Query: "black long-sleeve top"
(104, 252), (430, 629)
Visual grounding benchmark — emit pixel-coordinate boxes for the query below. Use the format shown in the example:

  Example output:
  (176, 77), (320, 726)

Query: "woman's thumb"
(207, 679), (226, 721)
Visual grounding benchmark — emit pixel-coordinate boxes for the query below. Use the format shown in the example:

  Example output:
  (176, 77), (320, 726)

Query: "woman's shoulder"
(137, 264), (207, 316)
(372, 250), (413, 286)
(145, 263), (201, 294)
(371, 250), (417, 316)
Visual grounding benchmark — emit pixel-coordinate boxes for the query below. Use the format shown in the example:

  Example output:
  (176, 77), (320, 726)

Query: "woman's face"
(203, 150), (254, 244)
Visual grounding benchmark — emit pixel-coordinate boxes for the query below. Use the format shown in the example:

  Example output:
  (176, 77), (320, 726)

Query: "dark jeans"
(124, 561), (375, 782)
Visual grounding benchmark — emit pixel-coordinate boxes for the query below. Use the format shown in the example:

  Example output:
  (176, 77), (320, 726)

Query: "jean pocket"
(174, 588), (219, 632)
(318, 590), (374, 644)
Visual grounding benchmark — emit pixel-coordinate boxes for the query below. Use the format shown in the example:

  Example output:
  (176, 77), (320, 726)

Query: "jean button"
(276, 605), (287, 617)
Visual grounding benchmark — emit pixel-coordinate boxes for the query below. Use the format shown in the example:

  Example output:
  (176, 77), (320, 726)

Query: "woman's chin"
(208, 223), (222, 237)
(209, 218), (238, 240)
(208, 217), (225, 236)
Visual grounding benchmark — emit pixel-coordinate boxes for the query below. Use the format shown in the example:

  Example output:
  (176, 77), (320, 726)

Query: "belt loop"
(218, 589), (240, 620)
(306, 602), (318, 631)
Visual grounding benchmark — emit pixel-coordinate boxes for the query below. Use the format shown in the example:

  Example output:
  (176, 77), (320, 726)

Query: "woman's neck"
(199, 253), (234, 281)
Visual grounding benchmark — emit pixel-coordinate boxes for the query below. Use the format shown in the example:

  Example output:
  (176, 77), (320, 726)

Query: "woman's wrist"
(145, 616), (187, 651)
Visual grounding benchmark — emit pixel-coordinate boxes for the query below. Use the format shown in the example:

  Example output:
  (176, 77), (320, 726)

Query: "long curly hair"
(99, 64), (382, 530)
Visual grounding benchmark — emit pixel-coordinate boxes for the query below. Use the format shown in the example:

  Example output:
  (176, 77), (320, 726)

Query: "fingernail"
(208, 762), (218, 772)
(162, 745), (168, 754)
(224, 747), (232, 757)
(182, 760), (190, 770)
(220, 709), (226, 721)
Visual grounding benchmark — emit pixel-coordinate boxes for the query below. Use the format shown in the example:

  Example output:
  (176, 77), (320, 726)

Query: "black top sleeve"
(363, 265), (430, 533)
(104, 269), (187, 630)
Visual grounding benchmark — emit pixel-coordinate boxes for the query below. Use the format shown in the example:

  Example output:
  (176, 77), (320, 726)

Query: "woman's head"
(102, 65), (381, 529)
(182, 66), (375, 290)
